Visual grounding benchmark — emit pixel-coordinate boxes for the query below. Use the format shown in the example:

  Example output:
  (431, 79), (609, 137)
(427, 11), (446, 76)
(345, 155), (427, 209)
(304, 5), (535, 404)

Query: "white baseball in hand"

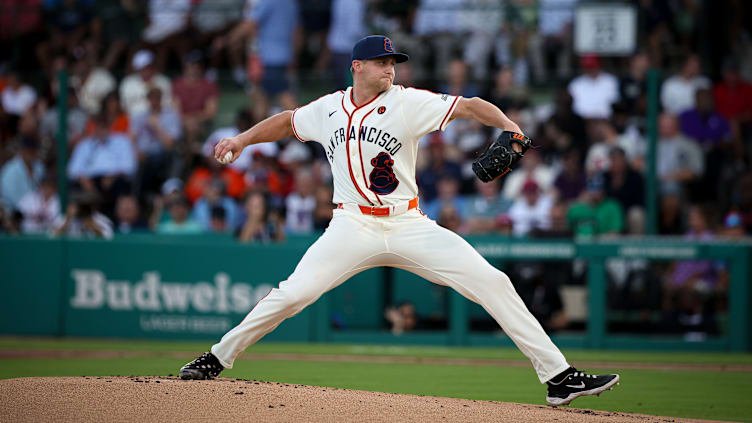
(217, 151), (233, 164)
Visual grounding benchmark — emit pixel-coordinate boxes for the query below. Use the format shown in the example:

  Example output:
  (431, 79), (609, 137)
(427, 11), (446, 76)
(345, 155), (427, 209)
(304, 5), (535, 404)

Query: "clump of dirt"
(0, 377), (726, 422)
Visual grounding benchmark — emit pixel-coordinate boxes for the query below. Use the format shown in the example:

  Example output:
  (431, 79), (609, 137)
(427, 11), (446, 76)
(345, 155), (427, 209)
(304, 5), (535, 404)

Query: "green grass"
(1, 338), (751, 422)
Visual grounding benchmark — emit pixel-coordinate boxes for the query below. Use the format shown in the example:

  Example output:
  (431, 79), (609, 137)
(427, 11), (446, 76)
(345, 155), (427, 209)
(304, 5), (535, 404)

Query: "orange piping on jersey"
(358, 106), (382, 205)
(291, 108), (306, 142)
(439, 96), (460, 131)
(341, 90), (382, 206)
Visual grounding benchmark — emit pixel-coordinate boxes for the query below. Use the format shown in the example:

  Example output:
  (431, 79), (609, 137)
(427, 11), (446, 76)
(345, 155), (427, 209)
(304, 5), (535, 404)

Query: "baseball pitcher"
(180, 36), (619, 406)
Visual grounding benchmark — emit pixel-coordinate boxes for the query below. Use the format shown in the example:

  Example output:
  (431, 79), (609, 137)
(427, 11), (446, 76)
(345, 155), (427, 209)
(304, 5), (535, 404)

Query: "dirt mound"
(0, 377), (724, 422)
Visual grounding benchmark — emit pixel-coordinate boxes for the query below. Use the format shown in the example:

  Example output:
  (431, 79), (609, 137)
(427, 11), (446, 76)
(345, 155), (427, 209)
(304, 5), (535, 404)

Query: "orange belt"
(337, 197), (419, 217)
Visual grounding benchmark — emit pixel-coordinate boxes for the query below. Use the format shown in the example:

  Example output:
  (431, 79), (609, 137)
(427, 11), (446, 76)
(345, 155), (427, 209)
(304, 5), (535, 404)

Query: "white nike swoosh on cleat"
(565, 382), (585, 389)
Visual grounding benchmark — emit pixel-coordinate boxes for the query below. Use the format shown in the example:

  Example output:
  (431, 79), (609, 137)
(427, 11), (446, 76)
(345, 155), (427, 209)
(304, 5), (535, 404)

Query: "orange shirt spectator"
(185, 166), (246, 204)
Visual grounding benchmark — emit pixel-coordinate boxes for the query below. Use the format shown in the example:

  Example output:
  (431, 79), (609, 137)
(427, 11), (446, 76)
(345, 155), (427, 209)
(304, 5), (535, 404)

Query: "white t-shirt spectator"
(119, 73), (173, 118)
(18, 190), (60, 233)
(67, 134), (137, 179)
(568, 72), (620, 118)
(202, 126), (278, 172)
(508, 194), (554, 237)
(77, 68), (116, 115)
(285, 193), (316, 235)
(660, 75), (711, 115)
(52, 212), (114, 239)
(1, 84), (36, 115)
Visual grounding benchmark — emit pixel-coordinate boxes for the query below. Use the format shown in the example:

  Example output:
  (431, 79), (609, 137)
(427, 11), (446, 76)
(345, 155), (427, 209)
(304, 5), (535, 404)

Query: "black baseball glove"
(472, 131), (533, 183)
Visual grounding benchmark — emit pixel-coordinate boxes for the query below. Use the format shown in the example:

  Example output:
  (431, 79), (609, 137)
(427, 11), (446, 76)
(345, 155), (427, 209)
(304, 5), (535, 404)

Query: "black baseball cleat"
(546, 367), (619, 406)
(179, 352), (224, 380)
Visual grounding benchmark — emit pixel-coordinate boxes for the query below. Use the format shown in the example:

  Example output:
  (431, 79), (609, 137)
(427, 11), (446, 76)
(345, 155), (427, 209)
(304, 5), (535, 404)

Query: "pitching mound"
(0, 377), (722, 422)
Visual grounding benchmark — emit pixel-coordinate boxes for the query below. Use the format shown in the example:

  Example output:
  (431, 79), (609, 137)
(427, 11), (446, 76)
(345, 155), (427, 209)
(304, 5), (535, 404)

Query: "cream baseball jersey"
(291, 85), (459, 206)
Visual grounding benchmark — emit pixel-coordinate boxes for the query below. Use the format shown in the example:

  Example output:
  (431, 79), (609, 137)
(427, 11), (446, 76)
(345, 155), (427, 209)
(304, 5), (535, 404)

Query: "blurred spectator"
(713, 59), (752, 124)
(413, 0), (467, 82)
(185, 153), (247, 204)
(659, 190), (683, 235)
(536, 0), (577, 82)
(417, 136), (461, 202)
(567, 175), (624, 237)
(285, 167), (316, 235)
(18, 175), (60, 234)
(312, 184), (334, 231)
(52, 192), (114, 239)
(619, 52), (650, 116)
(423, 175), (465, 221)
(487, 67), (528, 112)
(0, 137), (44, 210)
(37, 0), (92, 73)
(209, 205), (229, 233)
(67, 112), (136, 215)
(119, 50), (173, 118)
(71, 51), (116, 115)
(656, 113), (704, 197)
(660, 54), (710, 115)
(220, 0), (300, 110)
(172, 51), (218, 155)
(237, 192), (285, 243)
(191, 0), (245, 83)
(552, 148), (585, 204)
(192, 178), (240, 231)
(437, 204), (462, 232)
(508, 179), (553, 237)
(439, 59), (480, 98)
(202, 109), (278, 173)
(156, 195), (204, 234)
(1, 70), (37, 130)
(39, 87), (88, 149)
(568, 55), (619, 119)
(142, 0), (191, 72)
(494, 213), (514, 236)
(385, 301), (418, 335)
(90, 0), (145, 71)
(584, 119), (636, 176)
(148, 177), (184, 229)
(114, 194), (149, 234)
(462, 178), (512, 234)
(131, 87), (182, 198)
(529, 200), (573, 238)
(545, 89), (588, 153)
(89, 91), (129, 135)
(325, 0), (366, 89)
(679, 88), (731, 151)
(603, 147), (645, 230)
(501, 149), (555, 200)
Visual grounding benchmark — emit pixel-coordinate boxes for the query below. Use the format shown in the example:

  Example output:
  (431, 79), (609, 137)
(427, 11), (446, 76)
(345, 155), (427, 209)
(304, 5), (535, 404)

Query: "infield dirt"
(0, 376), (732, 423)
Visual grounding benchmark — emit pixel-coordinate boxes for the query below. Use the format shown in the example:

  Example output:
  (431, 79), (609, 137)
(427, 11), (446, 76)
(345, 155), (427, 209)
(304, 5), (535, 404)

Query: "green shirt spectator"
(567, 175), (624, 236)
(157, 196), (204, 235)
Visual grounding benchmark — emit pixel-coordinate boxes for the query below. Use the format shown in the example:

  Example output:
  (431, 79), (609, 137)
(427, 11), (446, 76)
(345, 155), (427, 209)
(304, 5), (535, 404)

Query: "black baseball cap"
(351, 35), (409, 64)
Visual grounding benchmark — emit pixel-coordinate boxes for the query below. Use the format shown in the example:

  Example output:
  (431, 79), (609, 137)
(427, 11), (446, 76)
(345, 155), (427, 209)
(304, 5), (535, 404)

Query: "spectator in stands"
(552, 148), (585, 204)
(190, 0), (245, 84)
(237, 192), (285, 243)
(209, 205), (229, 233)
(462, 178), (512, 234)
(186, 151), (248, 204)
(508, 179), (553, 237)
(417, 135), (461, 202)
(95, 91), (129, 135)
(412, 0), (468, 82)
(660, 54), (711, 115)
(437, 204), (462, 232)
(584, 119), (636, 176)
(713, 59), (752, 126)
(440, 59), (480, 99)
(658, 188), (683, 235)
(0, 136), (44, 211)
(312, 184), (334, 231)
(385, 301), (418, 335)
(679, 88), (732, 151)
(119, 50), (173, 118)
(36, 0), (92, 73)
(536, 0), (577, 82)
(604, 147), (644, 233)
(157, 195), (204, 234)
(67, 112), (136, 216)
(52, 192), (114, 240)
(423, 175), (465, 222)
(656, 113), (704, 198)
(90, 0), (144, 71)
(285, 167), (316, 235)
(619, 52), (650, 116)
(487, 67), (528, 113)
(192, 178), (240, 231)
(567, 174), (624, 237)
(219, 0), (300, 110)
(325, 0), (367, 89)
(131, 87), (182, 198)
(172, 51), (218, 157)
(546, 89), (588, 153)
(39, 87), (88, 149)
(568, 55), (620, 119)
(501, 148), (555, 200)
(72, 51), (116, 115)
(114, 194), (149, 234)
(142, 0), (191, 72)
(1, 70), (36, 133)
(18, 175), (60, 234)
(529, 200), (573, 239)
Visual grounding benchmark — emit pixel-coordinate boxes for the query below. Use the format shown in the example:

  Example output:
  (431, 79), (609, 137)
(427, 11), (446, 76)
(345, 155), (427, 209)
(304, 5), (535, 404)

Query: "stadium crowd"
(0, 0), (750, 334)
